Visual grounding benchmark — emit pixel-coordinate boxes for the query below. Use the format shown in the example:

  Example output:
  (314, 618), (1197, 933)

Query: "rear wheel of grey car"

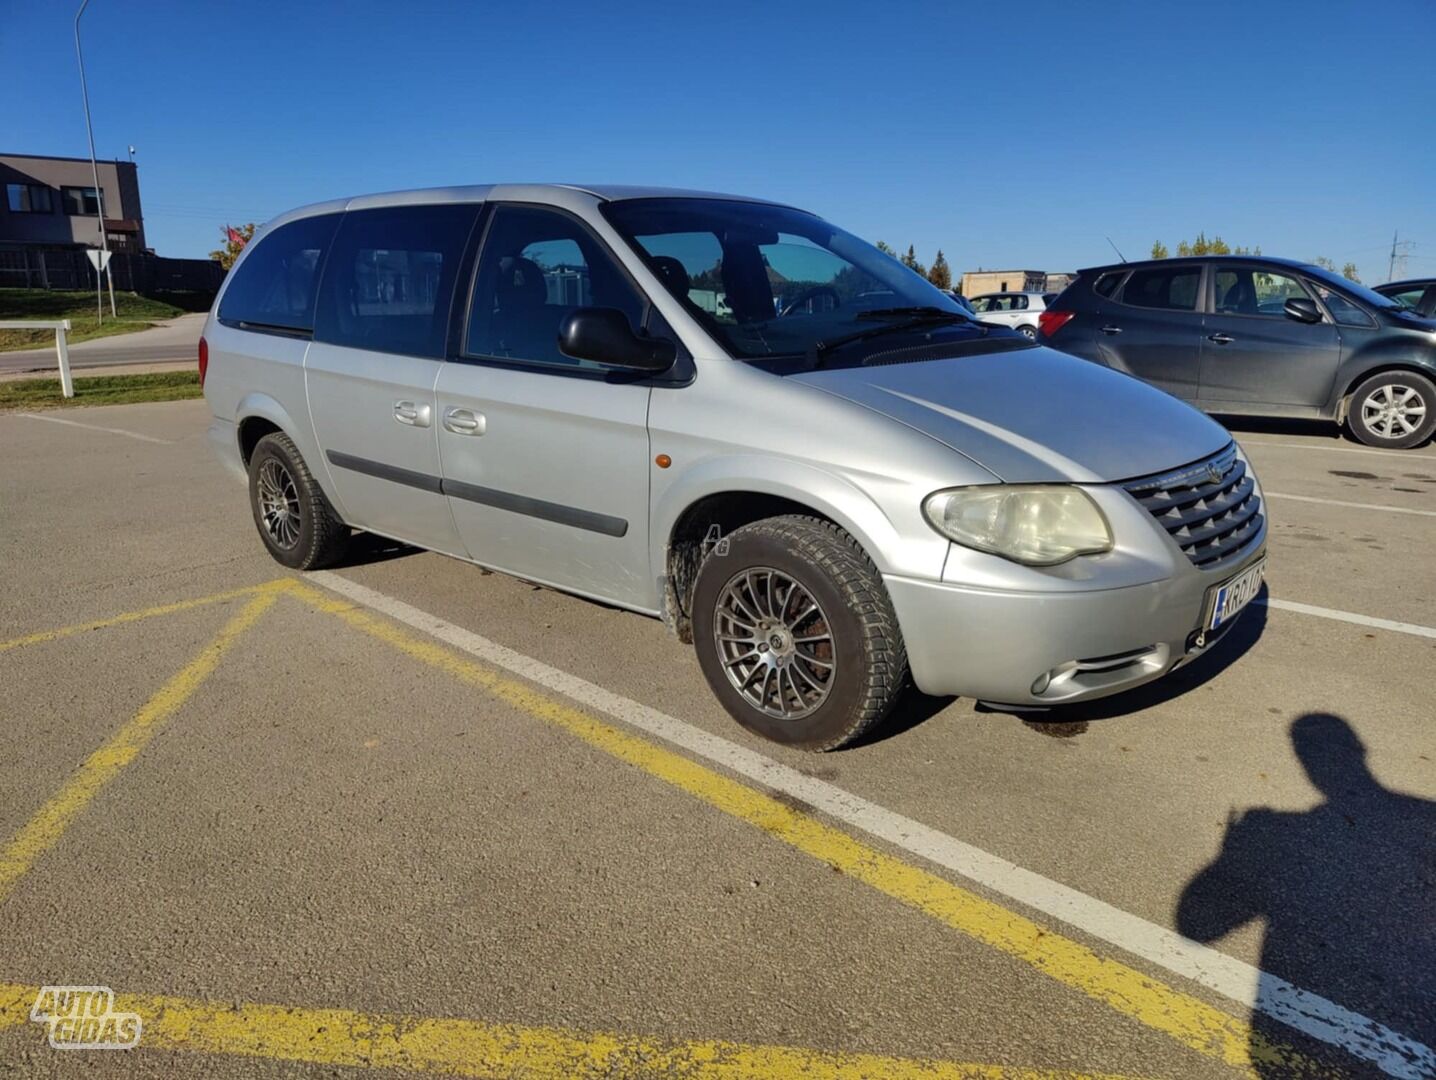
(248, 432), (349, 570)
(691, 516), (908, 751)
(1019, 324), (1037, 339)
(1347, 371), (1436, 449)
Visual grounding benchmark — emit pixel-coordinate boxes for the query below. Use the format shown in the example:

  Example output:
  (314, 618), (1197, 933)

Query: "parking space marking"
(0, 581), (282, 655)
(296, 577), (1346, 1079)
(1264, 491), (1436, 517)
(1239, 439), (1436, 461)
(305, 571), (1435, 1079)
(1257, 598), (1436, 641)
(0, 981), (1129, 1080)
(0, 590), (275, 905)
(14, 412), (171, 444)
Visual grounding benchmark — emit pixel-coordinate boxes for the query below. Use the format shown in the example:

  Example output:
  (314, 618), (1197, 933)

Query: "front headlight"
(922, 485), (1113, 565)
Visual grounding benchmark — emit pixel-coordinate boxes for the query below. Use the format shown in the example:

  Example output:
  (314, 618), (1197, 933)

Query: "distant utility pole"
(74, 0), (117, 320)
(1387, 231), (1414, 283)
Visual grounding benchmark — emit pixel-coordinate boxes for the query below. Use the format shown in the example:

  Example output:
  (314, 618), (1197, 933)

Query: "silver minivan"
(202, 184), (1267, 750)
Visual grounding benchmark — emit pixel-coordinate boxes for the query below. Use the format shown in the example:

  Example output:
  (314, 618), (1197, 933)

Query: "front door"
(1099, 262), (1206, 400)
(1199, 264), (1341, 409)
(306, 203), (479, 555)
(435, 203), (657, 610)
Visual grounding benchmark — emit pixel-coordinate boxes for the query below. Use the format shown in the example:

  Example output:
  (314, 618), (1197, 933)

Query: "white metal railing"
(0, 320), (74, 397)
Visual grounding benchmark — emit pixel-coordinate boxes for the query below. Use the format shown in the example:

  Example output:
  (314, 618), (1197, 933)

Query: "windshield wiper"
(806, 309), (975, 368)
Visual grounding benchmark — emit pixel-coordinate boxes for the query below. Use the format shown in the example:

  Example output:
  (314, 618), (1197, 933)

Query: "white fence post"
(56, 320), (74, 398)
(0, 320), (76, 397)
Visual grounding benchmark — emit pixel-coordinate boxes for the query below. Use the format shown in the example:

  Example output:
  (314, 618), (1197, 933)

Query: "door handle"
(1100, 324), (1122, 335)
(393, 400), (431, 427)
(443, 407), (486, 436)
(1208, 333), (1234, 345)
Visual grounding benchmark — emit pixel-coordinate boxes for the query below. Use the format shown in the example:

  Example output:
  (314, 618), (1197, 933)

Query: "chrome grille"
(1123, 445), (1264, 569)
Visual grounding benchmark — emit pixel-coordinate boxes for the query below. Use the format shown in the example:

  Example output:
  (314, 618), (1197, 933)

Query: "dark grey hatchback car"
(1040, 256), (1436, 448)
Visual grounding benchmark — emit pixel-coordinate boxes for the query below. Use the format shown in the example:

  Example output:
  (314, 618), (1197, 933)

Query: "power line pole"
(1386, 231), (1414, 283)
(75, 0), (117, 320)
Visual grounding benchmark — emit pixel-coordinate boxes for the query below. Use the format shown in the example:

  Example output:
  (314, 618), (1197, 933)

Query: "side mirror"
(1283, 297), (1322, 324)
(558, 307), (676, 372)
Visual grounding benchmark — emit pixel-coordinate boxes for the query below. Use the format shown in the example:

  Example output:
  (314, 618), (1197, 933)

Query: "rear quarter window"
(1092, 271), (1125, 299)
(218, 214), (342, 332)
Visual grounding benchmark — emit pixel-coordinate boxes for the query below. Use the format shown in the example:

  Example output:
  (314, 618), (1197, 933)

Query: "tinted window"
(1388, 288), (1425, 308)
(1312, 285), (1376, 328)
(1093, 271), (1124, 298)
(219, 214), (340, 332)
(1213, 267), (1308, 317)
(314, 204), (477, 358)
(465, 205), (647, 371)
(1121, 266), (1200, 311)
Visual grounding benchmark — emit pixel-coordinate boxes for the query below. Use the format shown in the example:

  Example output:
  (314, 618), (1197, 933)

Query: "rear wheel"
(1347, 371), (1436, 449)
(248, 432), (350, 570)
(692, 516), (908, 751)
(1018, 324), (1037, 339)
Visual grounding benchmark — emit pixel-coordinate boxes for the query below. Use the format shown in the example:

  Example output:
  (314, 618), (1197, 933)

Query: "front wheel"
(248, 432), (350, 570)
(1347, 371), (1436, 449)
(691, 516), (908, 751)
(1018, 324), (1037, 339)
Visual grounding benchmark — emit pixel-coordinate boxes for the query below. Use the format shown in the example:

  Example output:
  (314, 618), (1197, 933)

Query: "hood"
(792, 347), (1231, 483)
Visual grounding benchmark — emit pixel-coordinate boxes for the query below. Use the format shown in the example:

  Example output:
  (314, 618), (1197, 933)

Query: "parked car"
(1374, 278), (1436, 318)
(967, 291), (1050, 338)
(1041, 256), (1436, 449)
(948, 291), (977, 317)
(203, 184), (1266, 750)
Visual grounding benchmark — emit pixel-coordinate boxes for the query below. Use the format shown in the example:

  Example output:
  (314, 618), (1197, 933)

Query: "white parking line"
(1265, 491), (1436, 517)
(15, 412), (170, 445)
(1240, 438), (1436, 461)
(309, 569), (1434, 1079)
(1259, 597), (1436, 640)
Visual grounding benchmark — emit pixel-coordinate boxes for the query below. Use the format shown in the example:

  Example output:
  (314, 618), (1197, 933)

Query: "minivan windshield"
(603, 198), (973, 360)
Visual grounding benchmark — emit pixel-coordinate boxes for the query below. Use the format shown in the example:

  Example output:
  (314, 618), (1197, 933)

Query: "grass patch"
(0, 370), (201, 410)
(0, 288), (189, 352)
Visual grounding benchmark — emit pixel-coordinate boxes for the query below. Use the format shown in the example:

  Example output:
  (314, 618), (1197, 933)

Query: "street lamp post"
(74, 0), (117, 320)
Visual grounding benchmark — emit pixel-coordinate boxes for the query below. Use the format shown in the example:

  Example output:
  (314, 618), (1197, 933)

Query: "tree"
(1150, 240), (1169, 260)
(927, 250), (952, 290)
(901, 245), (927, 277)
(875, 240), (897, 257)
(1341, 262), (1361, 283)
(210, 223), (256, 270)
(1311, 256), (1337, 272)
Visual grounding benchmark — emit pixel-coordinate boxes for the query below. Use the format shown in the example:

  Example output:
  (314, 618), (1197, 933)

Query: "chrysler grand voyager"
(202, 184), (1267, 750)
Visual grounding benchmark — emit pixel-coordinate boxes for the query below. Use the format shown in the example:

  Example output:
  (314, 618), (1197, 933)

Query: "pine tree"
(1150, 241), (1169, 259)
(927, 250), (952, 290)
(901, 245), (927, 277)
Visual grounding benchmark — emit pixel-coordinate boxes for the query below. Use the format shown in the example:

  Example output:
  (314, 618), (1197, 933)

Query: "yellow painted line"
(0, 981), (1131, 1079)
(0, 579), (287, 654)
(0, 590), (276, 904)
(289, 581), (1331, 1079)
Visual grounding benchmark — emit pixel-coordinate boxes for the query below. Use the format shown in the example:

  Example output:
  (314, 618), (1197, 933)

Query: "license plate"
(1205, 558), (1266, 631)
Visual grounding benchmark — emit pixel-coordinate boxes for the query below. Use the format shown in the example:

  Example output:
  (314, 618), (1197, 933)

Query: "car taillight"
(1038, 310), (1074, 337)
(198, 335), (208, 387)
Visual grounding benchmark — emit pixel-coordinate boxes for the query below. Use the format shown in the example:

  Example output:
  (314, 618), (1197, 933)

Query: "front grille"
(1123, 444), (1264, 569)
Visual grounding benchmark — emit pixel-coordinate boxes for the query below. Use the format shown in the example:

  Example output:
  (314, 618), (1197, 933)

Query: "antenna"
(1106, 236), (1127, 263)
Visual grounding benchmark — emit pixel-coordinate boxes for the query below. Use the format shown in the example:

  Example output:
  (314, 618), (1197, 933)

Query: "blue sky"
(5, 0), (1433, 284)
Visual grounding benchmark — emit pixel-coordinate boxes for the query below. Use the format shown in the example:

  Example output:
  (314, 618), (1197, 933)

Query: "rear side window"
(1092, 272), (1124, 298)
(314, 204), (478, 358)
(1120, 266), (1200, 311)
(219, 214), (341, 333)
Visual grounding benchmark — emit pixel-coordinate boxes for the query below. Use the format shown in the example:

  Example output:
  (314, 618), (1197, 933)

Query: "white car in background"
(968, 291), (1056, 338)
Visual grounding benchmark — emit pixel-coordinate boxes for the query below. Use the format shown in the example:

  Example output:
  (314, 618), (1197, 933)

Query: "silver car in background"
(202, 184), (1267, 750)
(968, 290), (1054, 338)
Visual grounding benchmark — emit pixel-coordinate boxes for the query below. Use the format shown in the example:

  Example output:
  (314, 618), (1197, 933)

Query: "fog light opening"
(1031, 671), (1052, 696)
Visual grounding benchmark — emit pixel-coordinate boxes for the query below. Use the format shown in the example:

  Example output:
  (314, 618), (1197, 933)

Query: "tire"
(691, 515), (908, 751)
(1019, 324), (1037, 339)
(1346, 371), (1436, 449)
(247, 432), (350, 570)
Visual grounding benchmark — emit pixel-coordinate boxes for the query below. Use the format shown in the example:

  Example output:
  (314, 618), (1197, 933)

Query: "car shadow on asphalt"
(331, 531), (422, 569)
(1210, 414), (1351, 442)
(1176, 712), (1435, 1075)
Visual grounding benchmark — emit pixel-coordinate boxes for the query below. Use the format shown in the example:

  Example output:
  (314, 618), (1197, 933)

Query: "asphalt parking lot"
(0, 399), (1432, 1079)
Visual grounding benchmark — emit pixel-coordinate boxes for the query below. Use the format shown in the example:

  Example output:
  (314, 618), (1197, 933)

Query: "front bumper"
(885, 546), (1264, 705)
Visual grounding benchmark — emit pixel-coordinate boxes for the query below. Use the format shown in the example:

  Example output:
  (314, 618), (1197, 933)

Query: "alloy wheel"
(257, 458), (302, 549)
(713, 567), (835, 720)
(1361, 383), (1427, 440)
